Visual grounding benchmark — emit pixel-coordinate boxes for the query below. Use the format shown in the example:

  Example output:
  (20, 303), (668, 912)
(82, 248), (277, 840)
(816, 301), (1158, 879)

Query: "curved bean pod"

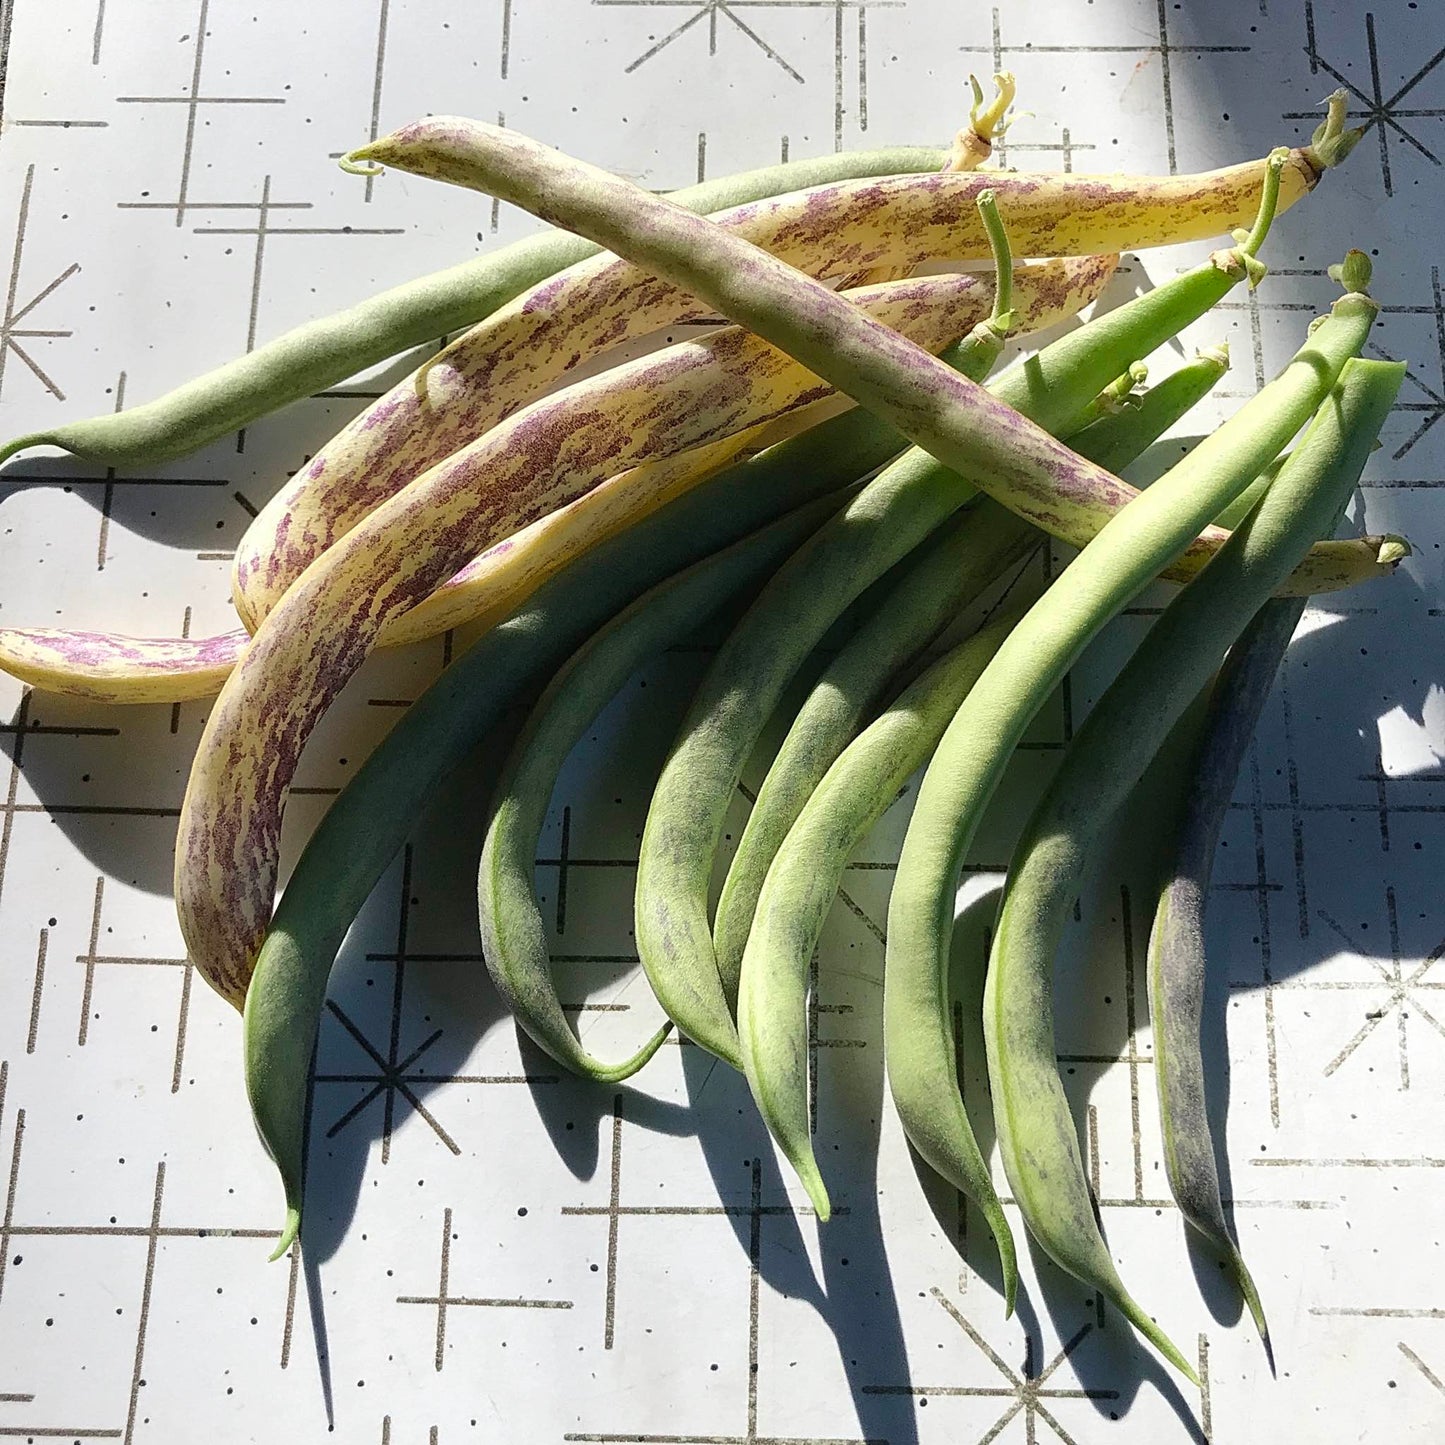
(633, 168), (1295, 1072)
(194, 118), (1362, 1005)
(0, 427), (764, 706)
(887, 293), (1381, 1383)
(986, 353), (1400, 1374)
(177, 264), (1070, 1006)
(732, 348), (1230, 1276)
(349, 120), (1391, 591)
(374, 258), (1106, 646)
(478, 486), (855, 1082)
(0, 257), (1112, 706)
(715, 347), (1232, 992)
(634, 377), (1012, 1066)
(739, 601), (1021, 1241)
(0, 145), (953, 470)
(712, 505), (1034, 997)
(246, 410), (881, 1255)
(227, 80), (1015, 627)
(1147, 597), (1307, 1351)
(233, 180), (1007, 627)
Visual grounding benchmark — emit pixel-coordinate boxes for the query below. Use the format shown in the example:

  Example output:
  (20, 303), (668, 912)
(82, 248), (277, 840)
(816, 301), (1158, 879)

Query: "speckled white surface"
(1, 2), (1443, 1442)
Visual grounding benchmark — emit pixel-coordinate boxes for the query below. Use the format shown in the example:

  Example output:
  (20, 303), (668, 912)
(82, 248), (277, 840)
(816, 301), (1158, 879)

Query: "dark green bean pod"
(244, 406), (910, 1259)
(1148, 598), (1306, 1353)
(477, 485), (857, 1082)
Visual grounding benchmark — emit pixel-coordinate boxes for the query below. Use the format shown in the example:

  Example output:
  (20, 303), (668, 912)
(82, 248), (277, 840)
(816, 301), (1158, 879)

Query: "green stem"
(1305, 88), (1365, 173)
(975, 189), (1014, 333)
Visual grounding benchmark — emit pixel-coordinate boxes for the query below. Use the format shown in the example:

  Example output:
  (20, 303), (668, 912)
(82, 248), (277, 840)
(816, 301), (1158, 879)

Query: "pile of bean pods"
(0, 81), (1418, 1383)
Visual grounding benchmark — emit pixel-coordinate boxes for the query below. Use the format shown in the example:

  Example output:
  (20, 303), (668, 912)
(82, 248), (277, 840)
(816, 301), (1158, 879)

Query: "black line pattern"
(1290, 2), (1445, 197)
(1, 2), (1443, 1440)
(864, 1289), (1117, 1445)
(0, 166), (79, 402)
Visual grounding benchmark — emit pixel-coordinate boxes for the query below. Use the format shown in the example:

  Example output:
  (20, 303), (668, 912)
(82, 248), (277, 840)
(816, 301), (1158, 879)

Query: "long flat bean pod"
(478, 486), (857, 1082)
(245, 416), (880, 1256)
(179, 262), (1084, 1006)
(985, 353), (1400, 1374)
(235, 177), (1020, 627)
(227, 80), (1019, 627)
(1147, 597), (1306, 1348)
(0, 145), (956, 470)
(348, 119), (1391, 592)
(306, 77), (1349, 582)
(715, 347), (1232, 993)
(885, 291), (1382, 1380)
(0, 256), (1113, 707)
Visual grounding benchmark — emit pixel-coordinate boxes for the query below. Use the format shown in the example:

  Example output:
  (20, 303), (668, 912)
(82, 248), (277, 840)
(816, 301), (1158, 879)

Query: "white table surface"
(1, 1), (1443, 1441)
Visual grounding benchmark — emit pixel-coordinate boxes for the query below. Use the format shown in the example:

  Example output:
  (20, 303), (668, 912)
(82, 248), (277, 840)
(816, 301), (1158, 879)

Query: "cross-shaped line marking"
(963, 1), (1250, 173)
(1308, 892), (1445, 1089)
(563, 1096), (839, 1364)
(1290, 3), (1445, 196)
(313, 846), (556, 1159)
(74, 876), (196, 1094)
(114, 0), (286, 226)
(396, 1207), (572, 1371)
(1, 165), (80, 401)
(564, 1123), (863, 1442)
(863, 1288), (1118, 1445)
(0, 692), (125, 913)
(0, 1112), (299, 1439)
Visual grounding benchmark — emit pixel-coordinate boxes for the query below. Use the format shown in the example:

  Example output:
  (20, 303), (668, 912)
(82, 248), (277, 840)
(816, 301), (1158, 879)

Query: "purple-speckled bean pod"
(172, 264), (1076, 1005)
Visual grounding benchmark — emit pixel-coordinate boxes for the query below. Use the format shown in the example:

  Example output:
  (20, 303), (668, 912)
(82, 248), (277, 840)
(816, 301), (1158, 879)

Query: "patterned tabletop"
(0, 1), (1442, 1442)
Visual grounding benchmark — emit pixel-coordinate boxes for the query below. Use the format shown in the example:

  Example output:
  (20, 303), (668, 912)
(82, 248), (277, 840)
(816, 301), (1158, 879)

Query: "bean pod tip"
(270, 1206), (299, 1263)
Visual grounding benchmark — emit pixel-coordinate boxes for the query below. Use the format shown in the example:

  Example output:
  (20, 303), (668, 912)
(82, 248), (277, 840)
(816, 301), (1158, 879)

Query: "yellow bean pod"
(175, 261), (1127, 1006)
(230, 143), (1329, 629)
(0, 257), (1112, 705)
(378, 258), (1114, 646)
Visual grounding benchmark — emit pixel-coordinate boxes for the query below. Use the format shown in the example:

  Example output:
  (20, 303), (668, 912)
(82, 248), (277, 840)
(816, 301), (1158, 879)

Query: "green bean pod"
(733, 349), (1229, 1239)
(477, 485), (857, 1081)
(886, 287), (1381, 1382)
(1148, 595), (1307, 1352)
(716, 347), (1232, 991)
(244, 409), (898, 1258)
(0, 147), (948, 468)
(739, 599), (1021, 1240)
(712, 503), (1033, 988)
(634, 368), (1002, 1068)
(987, 354), (1399, 1373)
(635, 179), (1292, 1074)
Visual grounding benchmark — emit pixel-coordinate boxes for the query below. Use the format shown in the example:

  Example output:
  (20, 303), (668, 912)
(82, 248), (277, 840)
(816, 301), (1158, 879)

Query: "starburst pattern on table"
(1285, 2), (1445, 196)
